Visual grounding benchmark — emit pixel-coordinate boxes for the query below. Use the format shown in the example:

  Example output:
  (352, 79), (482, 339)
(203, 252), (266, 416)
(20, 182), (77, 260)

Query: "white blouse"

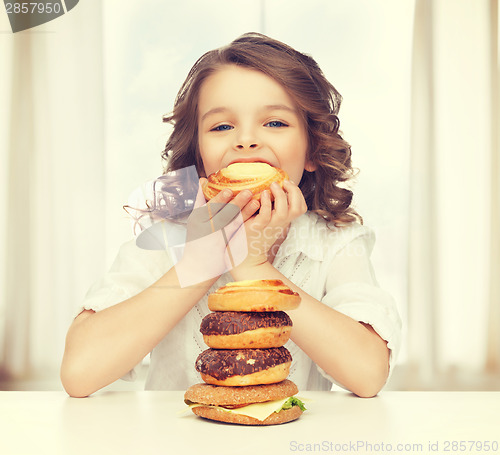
(78, 212), (402, 391)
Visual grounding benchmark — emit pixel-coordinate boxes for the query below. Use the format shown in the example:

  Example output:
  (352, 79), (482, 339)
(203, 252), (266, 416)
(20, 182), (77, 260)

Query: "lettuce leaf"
(280, 396), (306, 412)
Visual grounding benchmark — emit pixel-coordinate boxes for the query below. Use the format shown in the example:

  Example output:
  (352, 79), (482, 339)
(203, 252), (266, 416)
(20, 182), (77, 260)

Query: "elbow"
(324, 360), (389, 398)
(61, 310), (98, 398)
(60, 359), (95, 398)
(352, 361), (390, 398)
(353, 331), (391, 398)
(352, 380), (386, 398)
(64, 388), (92, 399)
(61, 372), (94, 398)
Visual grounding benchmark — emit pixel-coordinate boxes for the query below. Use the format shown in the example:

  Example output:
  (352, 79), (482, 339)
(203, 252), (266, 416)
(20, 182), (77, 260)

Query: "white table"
(0, 391), (499, 455)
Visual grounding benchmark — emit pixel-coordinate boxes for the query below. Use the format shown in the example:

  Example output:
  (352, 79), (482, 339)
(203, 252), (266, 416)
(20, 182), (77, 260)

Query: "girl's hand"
(185, 179), (259, 241)
(235, 179), (308, 270)
(176, 178), (260, 286)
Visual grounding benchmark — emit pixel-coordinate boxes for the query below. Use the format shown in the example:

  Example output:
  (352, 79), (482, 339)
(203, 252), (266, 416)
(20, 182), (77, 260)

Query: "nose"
(236, 142), (258, 150)
(234, 127), (260, 151)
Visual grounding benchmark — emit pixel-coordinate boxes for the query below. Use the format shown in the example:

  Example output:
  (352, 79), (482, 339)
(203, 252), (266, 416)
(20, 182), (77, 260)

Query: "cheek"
(197, 134), (210, 162)
(283, 137), (308, 183)
(288, 168), (306, 185)
(280, 155), (306, 183)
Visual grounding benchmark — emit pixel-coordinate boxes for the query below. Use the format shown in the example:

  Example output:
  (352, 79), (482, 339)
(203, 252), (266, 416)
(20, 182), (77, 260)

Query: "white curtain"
(404, 0), (500, 389)
(0, 1), (106, 382)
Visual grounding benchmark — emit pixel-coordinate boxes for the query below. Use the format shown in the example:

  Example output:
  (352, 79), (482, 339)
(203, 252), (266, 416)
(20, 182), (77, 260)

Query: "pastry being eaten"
(202, 162), (288, 200)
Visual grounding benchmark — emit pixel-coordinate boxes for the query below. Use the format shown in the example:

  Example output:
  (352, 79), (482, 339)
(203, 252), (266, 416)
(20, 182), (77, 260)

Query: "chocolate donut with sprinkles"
(195, 347), (292, 386)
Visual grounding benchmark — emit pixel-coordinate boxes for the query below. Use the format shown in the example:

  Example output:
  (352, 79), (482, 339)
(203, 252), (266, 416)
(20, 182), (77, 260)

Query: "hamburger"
(184, 379), (306, 425)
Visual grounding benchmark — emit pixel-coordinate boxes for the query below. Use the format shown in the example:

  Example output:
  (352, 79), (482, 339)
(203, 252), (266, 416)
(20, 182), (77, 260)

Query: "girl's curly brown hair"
(162, 33), (361, 227)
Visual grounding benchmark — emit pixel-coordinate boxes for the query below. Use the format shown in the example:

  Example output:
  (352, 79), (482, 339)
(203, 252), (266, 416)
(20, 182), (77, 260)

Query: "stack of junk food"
(184, 279), (307, 425)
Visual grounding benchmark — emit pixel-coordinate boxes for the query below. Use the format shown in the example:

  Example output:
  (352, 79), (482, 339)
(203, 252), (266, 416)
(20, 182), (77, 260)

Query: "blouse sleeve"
(318, 230), (402, 389)
(76, 238), (172, 381)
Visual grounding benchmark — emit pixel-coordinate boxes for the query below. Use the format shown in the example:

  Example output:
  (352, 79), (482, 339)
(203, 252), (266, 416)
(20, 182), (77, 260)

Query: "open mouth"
(227, 158), (275, 167)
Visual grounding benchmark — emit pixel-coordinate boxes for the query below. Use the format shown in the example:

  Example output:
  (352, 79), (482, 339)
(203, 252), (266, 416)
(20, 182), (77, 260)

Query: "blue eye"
(265, 120), (288, 128)
(211, 124), (233, 132)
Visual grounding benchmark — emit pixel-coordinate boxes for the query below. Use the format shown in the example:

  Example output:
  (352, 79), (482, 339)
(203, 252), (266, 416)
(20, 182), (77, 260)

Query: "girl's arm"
(60, 268), (216, 398)
(61, 187), (258, 397)
(230, 180), (390, 398)
(230, 261), (389, 398)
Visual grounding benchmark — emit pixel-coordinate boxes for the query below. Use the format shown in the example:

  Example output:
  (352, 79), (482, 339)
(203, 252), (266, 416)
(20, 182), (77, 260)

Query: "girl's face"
(197, 65), (315, 183)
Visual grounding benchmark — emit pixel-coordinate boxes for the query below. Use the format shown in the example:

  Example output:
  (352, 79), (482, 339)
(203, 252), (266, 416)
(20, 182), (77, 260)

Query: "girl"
(61, 33), (401, 398)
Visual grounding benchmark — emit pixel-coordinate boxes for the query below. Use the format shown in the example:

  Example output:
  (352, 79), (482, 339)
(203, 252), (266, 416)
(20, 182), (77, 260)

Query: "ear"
(305, 160), (317, 172)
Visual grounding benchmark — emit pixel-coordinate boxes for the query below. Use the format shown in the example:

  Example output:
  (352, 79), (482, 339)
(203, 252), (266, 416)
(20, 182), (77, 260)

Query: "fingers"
(282, 179), (308, 217)
(195, 178), (234, 214)
(211, 189), (259, 230)
(270, 182), (288, 219)
(197, 178), (306, 236)
(269, 180), (307, 221)
(215, 191), (260, 240)
(206, 187), (234, 209)
(239, 197), (260, 221)
(256, 189), (272, 225)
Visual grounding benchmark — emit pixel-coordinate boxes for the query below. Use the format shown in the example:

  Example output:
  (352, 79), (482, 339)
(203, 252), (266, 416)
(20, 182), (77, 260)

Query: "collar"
(274, 212), (328, 262)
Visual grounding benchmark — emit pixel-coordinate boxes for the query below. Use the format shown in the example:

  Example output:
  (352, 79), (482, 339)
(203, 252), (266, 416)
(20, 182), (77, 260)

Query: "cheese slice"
(189, 397), (290, 421)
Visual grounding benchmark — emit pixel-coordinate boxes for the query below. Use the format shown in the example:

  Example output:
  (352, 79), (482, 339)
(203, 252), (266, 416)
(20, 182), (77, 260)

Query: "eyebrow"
(200, 107), (229, 122)
(200, 104), (298, 122)
(263, 104), (297, 114)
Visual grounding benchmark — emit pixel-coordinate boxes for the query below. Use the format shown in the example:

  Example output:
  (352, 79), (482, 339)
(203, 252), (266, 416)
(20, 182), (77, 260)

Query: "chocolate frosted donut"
(200, 311), (292, 349)
(196, 347), (292, 386)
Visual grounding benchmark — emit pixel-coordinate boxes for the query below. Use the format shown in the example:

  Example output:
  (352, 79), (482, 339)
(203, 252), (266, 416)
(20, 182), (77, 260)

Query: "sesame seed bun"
(191, 404), (302, 426)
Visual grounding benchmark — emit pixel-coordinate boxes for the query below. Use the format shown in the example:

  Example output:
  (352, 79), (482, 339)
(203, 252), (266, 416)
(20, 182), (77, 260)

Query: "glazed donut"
(195, 347), (292, 386)
(202, 162), (288, 201)
(200, 311), (292, 349)
(208, 279), (301, 312)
